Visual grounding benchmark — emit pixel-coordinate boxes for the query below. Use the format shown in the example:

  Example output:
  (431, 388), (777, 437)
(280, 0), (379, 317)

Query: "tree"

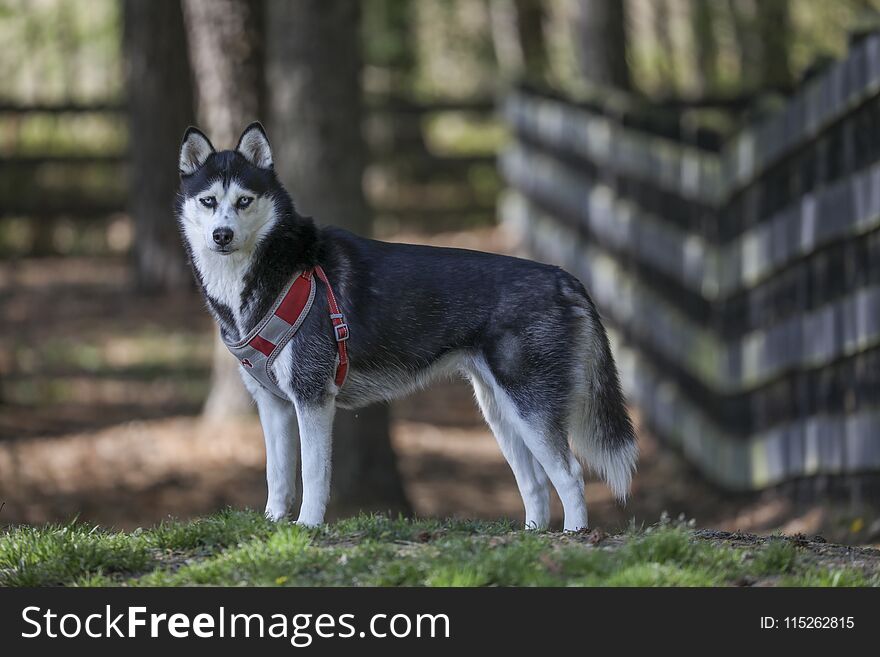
(756, 0), (794, 91)
(573, 0), (631, 90)
(265, 0), (410, 516)
(363, 0), (418, 95)
(692, 0), (718, 96)
(726, 0), (759, 91)
(182, 0), (265, 419)
(489, 0), (549, 83)
(653, 0), (678, 93)
(123, 0), (195, 291)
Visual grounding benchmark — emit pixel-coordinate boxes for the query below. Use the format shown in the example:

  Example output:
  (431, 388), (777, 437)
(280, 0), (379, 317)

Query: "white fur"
(467, 356), (589, 531)
(336, 350), (471, 410)
(249, 380), (300, 520)
(180, 180), (279, 328)
(468, 362), (551, 529)
(292, 397), (336, 526)
(567, 317), (638, 503)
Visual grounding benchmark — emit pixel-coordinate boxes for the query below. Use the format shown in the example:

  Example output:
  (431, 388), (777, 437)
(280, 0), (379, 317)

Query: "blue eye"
(199, 196), (217, 209)
(237, 196), (253, 210)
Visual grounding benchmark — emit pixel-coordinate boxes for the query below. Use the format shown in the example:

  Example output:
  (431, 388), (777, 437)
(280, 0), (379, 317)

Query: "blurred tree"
(411, 0), (498, 99)
(573, 0), (631, 90)
(653, 0), (678, 93)
(489, 0), (549, 82)
(756, 0), (794, 91)
(363, 0), (419, 95)
(362, 0), (433, 171)
(182, 0), (265, 420)
(265, 0), (410, 516)
(693, 0), (719, 95)
(726, 0), (759, 91)
(123, 0), (195, 291)
(182, 0), (265, 148)
(515, 0), (549, 81)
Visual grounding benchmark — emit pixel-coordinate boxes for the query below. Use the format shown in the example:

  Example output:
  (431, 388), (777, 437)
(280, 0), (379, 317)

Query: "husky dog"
(177, 122), (637, 531)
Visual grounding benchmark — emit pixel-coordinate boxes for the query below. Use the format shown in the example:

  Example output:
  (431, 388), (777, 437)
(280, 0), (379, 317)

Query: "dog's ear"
(179, 127), (215, 176)
(236, 122), (273, 170)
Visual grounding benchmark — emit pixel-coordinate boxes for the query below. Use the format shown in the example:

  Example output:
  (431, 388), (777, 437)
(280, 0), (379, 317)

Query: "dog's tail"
(568, 302), (638, 503)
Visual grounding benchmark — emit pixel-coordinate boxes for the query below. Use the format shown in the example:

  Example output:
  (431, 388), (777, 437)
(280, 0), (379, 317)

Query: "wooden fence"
(0, 99), (499, 247)
(500, 34), (880, 491)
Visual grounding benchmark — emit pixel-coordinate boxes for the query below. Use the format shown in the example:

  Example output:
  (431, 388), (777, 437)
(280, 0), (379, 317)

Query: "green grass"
(0, 520), (151, 586)
(0, 510), (877, 587)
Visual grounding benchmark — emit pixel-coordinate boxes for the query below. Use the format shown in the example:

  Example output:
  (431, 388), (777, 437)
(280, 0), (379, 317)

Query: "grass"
(0, 510), (877, 587)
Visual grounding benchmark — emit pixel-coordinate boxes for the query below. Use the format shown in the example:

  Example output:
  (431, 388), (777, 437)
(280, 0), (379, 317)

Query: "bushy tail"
(569, 311), (638, 503)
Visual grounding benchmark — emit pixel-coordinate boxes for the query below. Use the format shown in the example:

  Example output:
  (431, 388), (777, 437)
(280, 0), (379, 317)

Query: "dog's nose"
(212, 227), (234, 247)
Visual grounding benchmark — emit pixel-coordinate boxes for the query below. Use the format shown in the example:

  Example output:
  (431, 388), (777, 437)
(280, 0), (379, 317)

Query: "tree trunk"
(182, 0), (265, 420)
(692, 0), (718, 96)
(489, 0), (548, 83)
(123, 0), (195, 292)
(573, 0), (631, 90)
(726, 0), (758, 91)
(182, 0), (265, 148)
(653, 0), (677, 93)
(756, 0), (793, 91)
(266, 0), (410, 517)
(515, 0), (548, 82)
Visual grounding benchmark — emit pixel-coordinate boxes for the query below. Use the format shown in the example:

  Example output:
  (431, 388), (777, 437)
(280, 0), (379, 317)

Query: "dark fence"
(0, 104), (128, 222)
(500, 35), (880, 491)
(0, 98), (499, 250)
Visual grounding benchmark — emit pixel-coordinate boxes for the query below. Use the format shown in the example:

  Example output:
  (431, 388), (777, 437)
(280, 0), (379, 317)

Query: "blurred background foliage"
(2, 0), (878, 255)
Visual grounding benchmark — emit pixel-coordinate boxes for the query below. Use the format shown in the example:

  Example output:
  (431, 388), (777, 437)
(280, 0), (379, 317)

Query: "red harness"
(312, 265), (350, 386)
(223, 265), (349, 397)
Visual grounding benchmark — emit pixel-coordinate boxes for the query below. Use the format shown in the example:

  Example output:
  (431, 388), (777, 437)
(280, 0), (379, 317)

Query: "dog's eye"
(236, 196), (253, 210)
(199, 196), (217, 209)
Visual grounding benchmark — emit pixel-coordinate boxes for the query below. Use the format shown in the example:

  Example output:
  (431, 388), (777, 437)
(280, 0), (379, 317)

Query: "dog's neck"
(187, 207), (320, 342)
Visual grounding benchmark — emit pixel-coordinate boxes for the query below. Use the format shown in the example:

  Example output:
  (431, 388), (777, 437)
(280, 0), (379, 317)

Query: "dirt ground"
(1, 228), (878, 545)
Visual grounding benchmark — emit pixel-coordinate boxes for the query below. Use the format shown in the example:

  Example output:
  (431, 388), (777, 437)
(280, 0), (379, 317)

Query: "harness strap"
(312, 265), (349, 387)
(223, 265), (350, 397)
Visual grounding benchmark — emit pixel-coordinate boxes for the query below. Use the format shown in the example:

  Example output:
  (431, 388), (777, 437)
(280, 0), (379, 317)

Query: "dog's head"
(177, 122), (281, 257)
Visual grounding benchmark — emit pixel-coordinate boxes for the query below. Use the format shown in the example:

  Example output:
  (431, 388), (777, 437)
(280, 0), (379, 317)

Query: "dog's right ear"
(179, 127), (215, 176)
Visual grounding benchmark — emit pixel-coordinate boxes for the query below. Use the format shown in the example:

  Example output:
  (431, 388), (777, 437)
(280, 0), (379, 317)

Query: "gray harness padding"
(222, 272), (317, 399)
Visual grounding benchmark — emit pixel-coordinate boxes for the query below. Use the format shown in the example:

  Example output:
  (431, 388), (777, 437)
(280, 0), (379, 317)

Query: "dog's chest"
(196, 250), (250, 328)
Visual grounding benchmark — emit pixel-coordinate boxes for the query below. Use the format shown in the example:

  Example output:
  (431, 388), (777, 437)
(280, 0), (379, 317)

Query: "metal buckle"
(333, 322), (349, 342)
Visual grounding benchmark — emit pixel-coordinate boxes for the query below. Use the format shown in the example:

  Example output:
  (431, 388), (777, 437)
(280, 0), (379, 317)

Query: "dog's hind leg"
(292, 396), (336, 527)
(252, 386), (300, 521)
(468, 366), (551, 530)
(517, 426), (588, 531)
(473, 357), (588, 531)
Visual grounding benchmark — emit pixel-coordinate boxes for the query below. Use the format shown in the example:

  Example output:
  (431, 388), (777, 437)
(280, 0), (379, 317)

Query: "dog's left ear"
(236, 122), (273, 170)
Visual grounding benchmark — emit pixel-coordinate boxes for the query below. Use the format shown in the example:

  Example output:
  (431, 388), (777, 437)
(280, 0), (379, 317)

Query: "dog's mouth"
(209, 245), (238, 256)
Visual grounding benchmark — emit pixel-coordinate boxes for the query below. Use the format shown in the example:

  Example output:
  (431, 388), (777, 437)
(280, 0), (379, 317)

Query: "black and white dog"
(177, 122), (637, 531)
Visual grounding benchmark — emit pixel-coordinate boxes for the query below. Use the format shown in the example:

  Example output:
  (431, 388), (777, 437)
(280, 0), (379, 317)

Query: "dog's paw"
(264, 507), (290, 522)
(294, 516), (323, 528)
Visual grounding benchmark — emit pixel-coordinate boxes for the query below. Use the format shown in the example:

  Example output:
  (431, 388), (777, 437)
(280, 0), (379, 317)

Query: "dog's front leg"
(292, 396), (336, 526)
(253, 387), (301, 521)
